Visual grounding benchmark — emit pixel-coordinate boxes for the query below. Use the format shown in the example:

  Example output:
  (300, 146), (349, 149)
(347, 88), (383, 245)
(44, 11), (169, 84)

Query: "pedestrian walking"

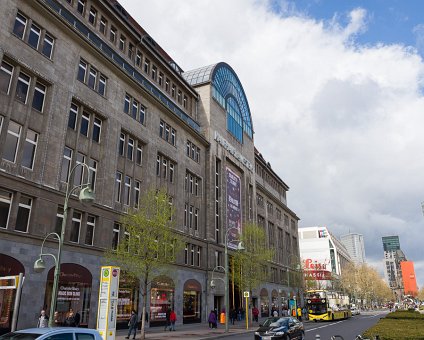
(164, 308), (171, 331)
(272, 308), (278, 317)
(37, 310), (49, 328)
(297, 307), (302, 321)
(64, 308), (76, 327)
(170, 310), (176, 331)
(53, 311), (61, 327)
(230, 309), (237, 325)
(252, 306), (259, 322)
(208, 310), (217, 329)
(125, 310), (138, 339)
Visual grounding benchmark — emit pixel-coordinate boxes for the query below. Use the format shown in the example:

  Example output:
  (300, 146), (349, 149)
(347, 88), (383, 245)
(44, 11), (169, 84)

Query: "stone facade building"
(0, 0), (299, 331)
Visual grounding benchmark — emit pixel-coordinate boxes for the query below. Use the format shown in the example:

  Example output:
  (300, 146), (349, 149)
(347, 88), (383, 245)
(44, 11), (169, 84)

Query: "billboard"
(226, 167), (241, 249)
(400, 261), (418, 296)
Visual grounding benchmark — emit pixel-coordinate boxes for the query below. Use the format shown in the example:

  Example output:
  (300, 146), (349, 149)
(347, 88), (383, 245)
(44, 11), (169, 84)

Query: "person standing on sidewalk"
(126, 310), (138, 339)
(169, 310), (176, 331)
(37, 310), (49, 328)
(164, 308), (171, 331)
(252, 306), (259, 322)
(208, 310), (217, 329)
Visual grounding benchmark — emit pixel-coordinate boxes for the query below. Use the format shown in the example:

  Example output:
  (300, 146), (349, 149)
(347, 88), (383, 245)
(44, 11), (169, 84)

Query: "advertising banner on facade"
(97, 266), (120, 340)
(303, 270), (332, 281)
(226, 167), (241, 249)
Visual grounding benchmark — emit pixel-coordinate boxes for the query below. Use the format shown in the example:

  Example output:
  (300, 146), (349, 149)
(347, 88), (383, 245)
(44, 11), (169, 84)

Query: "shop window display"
(149, 276), (174, 326)
(183, 279), (201, 324)
(117, 275), (139, 329)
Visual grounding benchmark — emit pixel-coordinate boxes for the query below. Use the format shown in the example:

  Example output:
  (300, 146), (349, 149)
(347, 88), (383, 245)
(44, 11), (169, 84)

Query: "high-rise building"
(0, 0), (300, 331)
(382, 235), (400, 252)
(340, 233), (366, 264)
(382, 235), (405, 301)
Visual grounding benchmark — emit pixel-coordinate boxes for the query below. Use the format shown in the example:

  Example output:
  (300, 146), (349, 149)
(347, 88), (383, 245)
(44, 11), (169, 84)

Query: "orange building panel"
(400, 261), (418, 296)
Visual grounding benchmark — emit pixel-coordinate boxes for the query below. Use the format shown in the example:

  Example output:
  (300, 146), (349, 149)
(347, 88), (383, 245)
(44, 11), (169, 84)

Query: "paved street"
(116, 311), (388, 340)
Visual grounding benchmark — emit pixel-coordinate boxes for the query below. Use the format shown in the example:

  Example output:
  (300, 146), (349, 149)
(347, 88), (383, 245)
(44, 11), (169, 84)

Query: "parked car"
(350, 307), (360, 315)
(0, 327), (102, 340)
(254, 316), (305, 340)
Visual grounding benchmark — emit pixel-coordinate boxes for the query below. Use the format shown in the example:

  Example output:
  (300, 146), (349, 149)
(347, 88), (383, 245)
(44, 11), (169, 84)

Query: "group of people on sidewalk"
(37, 308), (81, 328)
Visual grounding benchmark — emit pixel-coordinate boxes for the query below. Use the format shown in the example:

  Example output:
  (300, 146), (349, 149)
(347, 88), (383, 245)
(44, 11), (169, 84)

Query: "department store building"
(0, 0), (300, 331)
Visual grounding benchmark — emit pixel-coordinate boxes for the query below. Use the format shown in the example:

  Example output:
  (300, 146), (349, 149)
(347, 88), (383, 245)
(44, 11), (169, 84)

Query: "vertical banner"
(97, 266), (120, 340)
(226, 167), (242, 249)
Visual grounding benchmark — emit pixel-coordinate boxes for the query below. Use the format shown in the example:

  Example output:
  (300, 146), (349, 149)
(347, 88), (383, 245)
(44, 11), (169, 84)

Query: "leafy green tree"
(105, 188), (184, 339)
(232, 222), (274, 316)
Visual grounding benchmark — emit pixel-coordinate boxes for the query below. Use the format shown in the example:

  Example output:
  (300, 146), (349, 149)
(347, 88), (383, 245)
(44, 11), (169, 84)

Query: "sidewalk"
(115, 318), (262, 340)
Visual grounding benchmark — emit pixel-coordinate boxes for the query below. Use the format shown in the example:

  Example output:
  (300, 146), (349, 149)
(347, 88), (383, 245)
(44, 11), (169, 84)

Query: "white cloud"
(120, 0), (424, 288)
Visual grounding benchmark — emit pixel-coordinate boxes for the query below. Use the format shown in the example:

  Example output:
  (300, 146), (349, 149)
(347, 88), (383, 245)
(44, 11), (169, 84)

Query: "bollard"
(315, 335), (320, 340)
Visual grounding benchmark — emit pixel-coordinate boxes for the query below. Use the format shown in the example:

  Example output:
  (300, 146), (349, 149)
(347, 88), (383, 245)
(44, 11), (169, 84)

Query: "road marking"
(305, 320), (344, 332)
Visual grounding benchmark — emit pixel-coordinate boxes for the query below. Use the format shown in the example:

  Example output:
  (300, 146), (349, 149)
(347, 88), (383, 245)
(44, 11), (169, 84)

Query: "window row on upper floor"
(62, 1), (192, 116)
(255, 162), (287, 199)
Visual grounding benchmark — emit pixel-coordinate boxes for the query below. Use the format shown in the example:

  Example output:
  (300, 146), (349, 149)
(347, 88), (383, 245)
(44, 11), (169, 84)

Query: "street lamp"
(210, 226), (244, 333)
(34, 163), (94, 327)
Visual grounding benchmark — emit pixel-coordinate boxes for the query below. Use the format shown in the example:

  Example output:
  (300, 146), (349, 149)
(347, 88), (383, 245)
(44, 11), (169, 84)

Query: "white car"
(0, 327), (102, 340)
(350, 307), (360, 315)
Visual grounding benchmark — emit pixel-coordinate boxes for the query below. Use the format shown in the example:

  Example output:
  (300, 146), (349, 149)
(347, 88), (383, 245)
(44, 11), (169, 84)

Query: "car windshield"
(270, 319), (289, 328)
(262, 317), (280, 327)
(0, 332), (40, 340)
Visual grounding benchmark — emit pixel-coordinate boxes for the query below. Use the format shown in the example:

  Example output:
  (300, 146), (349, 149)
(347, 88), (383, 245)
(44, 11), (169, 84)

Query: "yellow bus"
(305, 290), (351, 321)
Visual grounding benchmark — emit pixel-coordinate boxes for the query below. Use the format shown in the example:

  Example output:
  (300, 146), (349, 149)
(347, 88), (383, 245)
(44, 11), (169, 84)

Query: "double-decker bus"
(305, 290), (351, 321)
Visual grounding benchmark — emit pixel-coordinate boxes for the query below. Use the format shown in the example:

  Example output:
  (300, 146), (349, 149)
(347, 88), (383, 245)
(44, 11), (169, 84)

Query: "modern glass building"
(340, 233), (366, 264)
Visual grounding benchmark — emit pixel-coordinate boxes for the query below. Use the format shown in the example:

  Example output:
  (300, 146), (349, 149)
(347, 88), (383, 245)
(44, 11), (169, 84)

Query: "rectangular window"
(184, 204), (188, 228)
(119, 35), (126, 51)
(3, 121), (21, 163)
(0, 61), (14, 94)
(128, 43), (134, 60)
(159, 121), (164, 138)
(88, 7), (97, 25)
(98, 75), (106, 96)
(136, 143), (143, 165)
(42, 33), (55, 59)
(32, 82), (46, 112)
(15, 196), (32, 233)
(110, 26), (116, 43)
(171, 84), (176, 98)
(184, 244), (188, 265)
(77, 60), (87, 82)
(189, 206), (193, 229)
(196, 246), (201, 267)
(77, 0), (85, 15)
(87, 67), (97, 89)
(115, 172), (122, 202)
(124, 176), (131, 206)
(99, 16), (107, 34)
(134, 180), (140, 208)
(13, 12), (27, 39)
(92, 117), (101, 143)
(28, 23), (41, 49)
(127, 137), (134, 161)
(171, 129), (176, 146)
(55, 206), (63, 235)
(139, 105), (145, 125)
(68, 103), (78, 129)
(162, 158), (167, 179)
(158, 72), (163, 86)
(85, 215), (95, 246)
(165, 78), (170, 92)
(152, 65), (157, 80)
(80, 111), (89, 137)
(144, 59), (150, 74)
(131, 100), (138, 120)
(70, 211), (81, 243)
(22, 129), (38, 169)
(124, 94), (131, 114)
(136, 50), (142, 66)
(177, 90), (182, 104)
(16, 72), (31, 103)
(61, 147), (72, 182)
(169, 163), (174, 183)
(183, 95), (188, 109)
(88, 158), (97, 191)
(119, 132), (125, 156)
(194, 208), (199, 231)
(195, 178), (199, 196)
(112, 223), (120, 250)
(156, 155), (161, 176)
(74, 153), (85, 187)
(0, 190), (13, 229)
(190, 245), (195, 266)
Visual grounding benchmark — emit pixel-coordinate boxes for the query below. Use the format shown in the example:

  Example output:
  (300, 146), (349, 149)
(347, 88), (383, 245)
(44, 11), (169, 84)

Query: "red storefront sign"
(304, 270), (332, 281)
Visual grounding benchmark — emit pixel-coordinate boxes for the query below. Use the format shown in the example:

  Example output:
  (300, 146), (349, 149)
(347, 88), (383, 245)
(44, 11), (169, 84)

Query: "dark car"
(254, 316), (305, 340)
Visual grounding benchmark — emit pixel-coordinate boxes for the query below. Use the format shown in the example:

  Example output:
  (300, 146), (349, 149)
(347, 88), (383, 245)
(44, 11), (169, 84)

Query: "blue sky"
(122, 0), (424, 288)
(276, 0), (424, 54)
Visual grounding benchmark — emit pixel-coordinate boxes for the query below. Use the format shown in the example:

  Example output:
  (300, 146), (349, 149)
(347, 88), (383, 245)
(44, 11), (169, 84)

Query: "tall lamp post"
(34, 163), (94, 327)
(210, 226), (244, 333)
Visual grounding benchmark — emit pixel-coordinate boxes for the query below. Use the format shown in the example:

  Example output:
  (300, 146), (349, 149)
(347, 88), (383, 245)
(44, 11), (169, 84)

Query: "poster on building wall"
(226, 167), (241, 249)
